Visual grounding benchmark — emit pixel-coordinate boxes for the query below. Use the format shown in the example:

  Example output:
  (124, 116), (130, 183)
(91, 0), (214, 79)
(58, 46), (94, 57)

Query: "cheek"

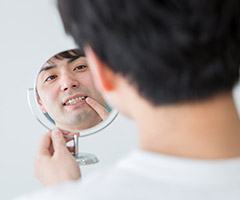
(81, 74), (98, 91)
(39, 88), (58, 107)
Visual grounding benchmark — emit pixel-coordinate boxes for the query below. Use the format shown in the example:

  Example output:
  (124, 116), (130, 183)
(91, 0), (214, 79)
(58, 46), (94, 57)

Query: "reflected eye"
(45, 75), (57, 82)
(73, 65), (87, 72)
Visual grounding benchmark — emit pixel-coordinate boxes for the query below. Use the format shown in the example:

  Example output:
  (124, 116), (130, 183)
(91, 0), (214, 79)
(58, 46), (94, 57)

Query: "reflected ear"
(37, 96), (47, 113)
(84, 46), (116, 92)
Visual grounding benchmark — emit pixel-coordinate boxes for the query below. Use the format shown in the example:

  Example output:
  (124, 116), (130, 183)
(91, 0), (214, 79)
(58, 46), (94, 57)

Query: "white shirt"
(16, 149), (240, 200)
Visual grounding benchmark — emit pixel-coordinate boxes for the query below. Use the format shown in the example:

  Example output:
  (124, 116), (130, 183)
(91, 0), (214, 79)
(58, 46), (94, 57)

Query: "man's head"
(36, 49), (106, 131)
(57, 0), (240, 113)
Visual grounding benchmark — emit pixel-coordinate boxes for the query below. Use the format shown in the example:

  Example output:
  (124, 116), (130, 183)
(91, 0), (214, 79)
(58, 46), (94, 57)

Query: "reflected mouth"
(63, 95), (88, 106)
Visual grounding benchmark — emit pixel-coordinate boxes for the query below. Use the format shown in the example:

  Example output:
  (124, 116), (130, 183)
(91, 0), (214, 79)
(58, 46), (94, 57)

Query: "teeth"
(65, 96), (87, 105)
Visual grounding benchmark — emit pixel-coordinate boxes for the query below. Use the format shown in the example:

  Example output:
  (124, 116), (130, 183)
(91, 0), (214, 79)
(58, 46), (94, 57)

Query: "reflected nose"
(60, 74), (79, 92)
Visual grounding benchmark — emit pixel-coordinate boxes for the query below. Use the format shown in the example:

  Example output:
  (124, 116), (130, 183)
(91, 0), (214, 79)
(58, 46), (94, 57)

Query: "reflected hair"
(47, 48), (85, 63)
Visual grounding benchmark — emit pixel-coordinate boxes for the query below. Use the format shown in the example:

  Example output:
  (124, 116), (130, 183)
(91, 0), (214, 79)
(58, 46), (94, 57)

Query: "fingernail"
(85, 97), (91, 103)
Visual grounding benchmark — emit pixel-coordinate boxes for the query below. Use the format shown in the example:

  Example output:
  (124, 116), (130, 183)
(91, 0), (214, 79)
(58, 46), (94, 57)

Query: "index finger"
(38, 131), (52, 157)
(85, 97), (109, 120)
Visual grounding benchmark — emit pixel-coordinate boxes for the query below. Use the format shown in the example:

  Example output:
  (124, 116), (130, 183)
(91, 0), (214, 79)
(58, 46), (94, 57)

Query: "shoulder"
(13, 150), (153, 200)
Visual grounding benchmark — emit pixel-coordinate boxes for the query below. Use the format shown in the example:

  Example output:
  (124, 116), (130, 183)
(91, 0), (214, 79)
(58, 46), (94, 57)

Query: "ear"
(84, 46), (116, 92)
(37, 96), (47, 113)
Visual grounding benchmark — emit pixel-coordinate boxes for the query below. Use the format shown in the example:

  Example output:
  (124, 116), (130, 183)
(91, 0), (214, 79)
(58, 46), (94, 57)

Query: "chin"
(103, 93), (132, 118)
(121, 109), (133, 119)
(114, 103), (133, 119)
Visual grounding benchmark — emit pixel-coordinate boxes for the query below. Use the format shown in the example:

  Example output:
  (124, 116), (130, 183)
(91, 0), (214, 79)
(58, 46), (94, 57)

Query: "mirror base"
(75, 153), (99, 165)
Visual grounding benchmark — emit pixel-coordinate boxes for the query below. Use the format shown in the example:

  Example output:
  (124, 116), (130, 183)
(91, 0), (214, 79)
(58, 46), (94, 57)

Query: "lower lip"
(64, 100), (86, 111)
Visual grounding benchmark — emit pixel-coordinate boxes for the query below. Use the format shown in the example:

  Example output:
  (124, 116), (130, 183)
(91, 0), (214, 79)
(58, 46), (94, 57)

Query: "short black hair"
(57, 0), (240, 105)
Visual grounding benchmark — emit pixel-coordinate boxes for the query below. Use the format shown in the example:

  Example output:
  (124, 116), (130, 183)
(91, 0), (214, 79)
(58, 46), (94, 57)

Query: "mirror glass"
(27, 49), (118, 165)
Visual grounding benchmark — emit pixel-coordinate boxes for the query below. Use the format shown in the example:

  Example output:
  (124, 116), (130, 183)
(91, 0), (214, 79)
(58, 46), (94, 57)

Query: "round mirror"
(27, 49), (118, 165)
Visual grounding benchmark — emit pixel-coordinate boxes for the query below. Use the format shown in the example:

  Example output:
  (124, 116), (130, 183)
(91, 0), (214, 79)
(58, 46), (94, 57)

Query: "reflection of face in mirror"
(36, 49), (110, 131)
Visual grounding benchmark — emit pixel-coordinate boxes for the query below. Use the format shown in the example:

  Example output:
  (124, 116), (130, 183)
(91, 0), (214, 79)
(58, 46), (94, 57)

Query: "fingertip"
(86, 97), (97, 107)
(51, 129), (63, 138)
(51, 129), (66, 151)
(85, 96), (91, 103)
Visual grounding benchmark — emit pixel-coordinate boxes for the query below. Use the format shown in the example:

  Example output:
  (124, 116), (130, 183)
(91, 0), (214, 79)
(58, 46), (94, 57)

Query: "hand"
(85, 97), (110, 120)
(34, 129), (81, 186)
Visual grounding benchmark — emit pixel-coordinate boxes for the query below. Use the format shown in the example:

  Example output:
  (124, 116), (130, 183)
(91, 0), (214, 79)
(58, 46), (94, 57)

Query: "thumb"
(51, 129), (67, 154)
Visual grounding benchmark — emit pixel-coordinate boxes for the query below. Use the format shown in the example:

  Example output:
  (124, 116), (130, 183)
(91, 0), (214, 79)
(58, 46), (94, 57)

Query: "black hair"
(57, 0), (240, 105)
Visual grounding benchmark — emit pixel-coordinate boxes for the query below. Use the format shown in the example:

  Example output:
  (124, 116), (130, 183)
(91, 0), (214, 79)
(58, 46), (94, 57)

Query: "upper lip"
(62, 93), (88, 106)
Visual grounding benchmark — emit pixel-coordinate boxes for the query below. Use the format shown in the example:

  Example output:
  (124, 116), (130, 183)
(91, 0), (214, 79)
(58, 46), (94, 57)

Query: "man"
(36, 49), (110, 131)
(17, 0), (240, 199)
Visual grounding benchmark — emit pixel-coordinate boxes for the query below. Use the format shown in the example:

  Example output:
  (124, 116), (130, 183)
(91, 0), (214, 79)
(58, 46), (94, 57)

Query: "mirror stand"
(73, 134), (99, 165)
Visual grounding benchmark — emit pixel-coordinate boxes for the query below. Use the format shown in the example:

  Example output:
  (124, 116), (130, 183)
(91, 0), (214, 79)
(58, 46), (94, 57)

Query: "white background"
(0, 1), (239, 199)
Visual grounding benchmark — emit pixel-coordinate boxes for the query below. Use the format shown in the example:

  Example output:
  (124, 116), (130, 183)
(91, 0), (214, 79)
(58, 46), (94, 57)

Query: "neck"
(135, 93), (240, 159)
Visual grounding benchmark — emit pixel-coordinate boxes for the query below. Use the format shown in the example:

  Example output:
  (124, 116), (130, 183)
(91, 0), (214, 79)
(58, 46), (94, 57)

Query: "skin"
(36, 55), (109, 131)
(35, 47), (240, 186)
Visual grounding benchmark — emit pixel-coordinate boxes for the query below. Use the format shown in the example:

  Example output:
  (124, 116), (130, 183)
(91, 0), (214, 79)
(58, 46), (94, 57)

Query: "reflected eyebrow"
(38, 57), (81, 74)
(38, 65), (57, 74)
